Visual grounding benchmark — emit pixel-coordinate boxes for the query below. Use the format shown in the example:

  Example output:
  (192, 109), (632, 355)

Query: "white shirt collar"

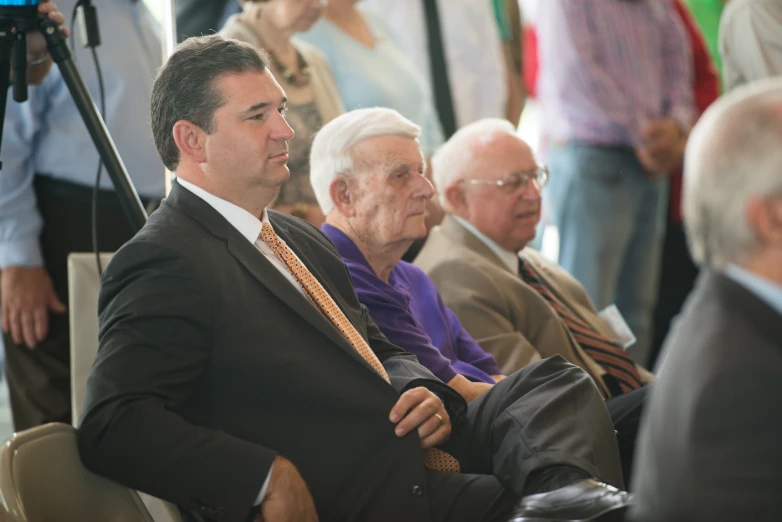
(451, 215), (520, 275)
(176, 177), (268, 244)
(724, 264), (782, 316)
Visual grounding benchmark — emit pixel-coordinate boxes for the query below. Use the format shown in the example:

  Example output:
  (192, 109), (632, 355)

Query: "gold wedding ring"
(434, 413), (444, 425)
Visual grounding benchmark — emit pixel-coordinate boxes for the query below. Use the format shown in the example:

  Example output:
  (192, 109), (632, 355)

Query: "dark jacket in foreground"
(77, 181), (467, 522)
(631, 271), (782, 522)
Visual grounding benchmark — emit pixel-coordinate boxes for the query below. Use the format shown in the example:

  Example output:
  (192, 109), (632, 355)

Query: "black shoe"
(508, 479), (632, 522)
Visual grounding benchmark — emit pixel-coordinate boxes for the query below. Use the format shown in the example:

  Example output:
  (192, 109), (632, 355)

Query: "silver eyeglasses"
(459, 165), (549, 192)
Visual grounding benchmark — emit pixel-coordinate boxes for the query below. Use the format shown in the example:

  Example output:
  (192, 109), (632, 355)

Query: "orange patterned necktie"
(259, 221), (460, 472)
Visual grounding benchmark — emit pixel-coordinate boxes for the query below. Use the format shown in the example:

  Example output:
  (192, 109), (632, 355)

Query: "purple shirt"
(322, 224), (500, 384)
(537, 0), (695, 146)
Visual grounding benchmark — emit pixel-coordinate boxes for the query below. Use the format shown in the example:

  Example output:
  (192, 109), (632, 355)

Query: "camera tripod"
(0, 4), (147, 232)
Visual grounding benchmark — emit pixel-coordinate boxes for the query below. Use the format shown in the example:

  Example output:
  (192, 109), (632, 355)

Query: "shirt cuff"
(253, 463), (274, 506)
(0, 238), (44, 269)
(436, 364), (458, 385)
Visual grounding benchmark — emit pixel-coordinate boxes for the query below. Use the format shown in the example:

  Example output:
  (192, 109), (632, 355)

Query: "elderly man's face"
(459, 134), (541, 252)
(346, 135), (434, 248)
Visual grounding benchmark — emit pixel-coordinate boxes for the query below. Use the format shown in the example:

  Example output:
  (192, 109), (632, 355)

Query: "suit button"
(411, 484), (424, 496)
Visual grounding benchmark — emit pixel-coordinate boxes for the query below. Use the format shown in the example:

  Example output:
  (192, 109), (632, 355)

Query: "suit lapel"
(165, 182), (366, 363)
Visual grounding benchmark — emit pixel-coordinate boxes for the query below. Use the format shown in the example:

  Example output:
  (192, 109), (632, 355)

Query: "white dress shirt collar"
(724, 264), (782, 316)
(176, 177), (268, 244)
(452, 215), (520, 276)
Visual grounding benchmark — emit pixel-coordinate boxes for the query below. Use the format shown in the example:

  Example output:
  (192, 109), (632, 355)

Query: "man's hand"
(635, 119), (687, 177)
(0, 266), (66, 348)
(491, 374), (506, 383)
(26, 0), (69, 59)
(258, 456), (318, 522)
(447, 374), (492, 403)
(389, 386), (452, 449)
(21, 1), (69, 85)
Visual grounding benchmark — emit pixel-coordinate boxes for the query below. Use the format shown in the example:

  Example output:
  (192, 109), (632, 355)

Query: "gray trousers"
(430, 355), (623, 522)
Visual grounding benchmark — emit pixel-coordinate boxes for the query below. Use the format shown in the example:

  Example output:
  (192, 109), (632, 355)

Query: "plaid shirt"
(537, 0), (695, 146)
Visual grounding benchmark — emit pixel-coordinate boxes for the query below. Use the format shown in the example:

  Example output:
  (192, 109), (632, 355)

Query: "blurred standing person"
(719, 0), (782, 91)
(0, 0), (164, 431)
(220, 0), (344, 226)
(650, 0), (720, 368)
(297, 0), (444, 158)
(537, 0), (694, 365)
(360, 0), (523, 138)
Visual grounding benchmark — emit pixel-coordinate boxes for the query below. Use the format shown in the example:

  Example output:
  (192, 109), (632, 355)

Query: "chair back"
(0, 422), (154, 522)
(68, 253), (183, 522)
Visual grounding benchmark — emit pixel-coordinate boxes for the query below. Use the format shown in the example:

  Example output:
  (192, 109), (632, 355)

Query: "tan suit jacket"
(415, 215), (652, 399)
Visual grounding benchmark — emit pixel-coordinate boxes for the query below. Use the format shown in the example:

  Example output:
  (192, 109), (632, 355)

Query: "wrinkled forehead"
(352, 135), (425, 173)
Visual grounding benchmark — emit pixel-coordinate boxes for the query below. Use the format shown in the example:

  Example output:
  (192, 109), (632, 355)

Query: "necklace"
(268, 48), (312, 88)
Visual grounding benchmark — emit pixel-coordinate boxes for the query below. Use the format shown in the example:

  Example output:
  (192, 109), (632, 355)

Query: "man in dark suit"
(77, 35), (631, 522)
(631, 78), (782, 522)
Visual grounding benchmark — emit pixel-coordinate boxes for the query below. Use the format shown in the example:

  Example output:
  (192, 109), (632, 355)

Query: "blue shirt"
(322, 224), (500, 384)
(724, 264), (782, 316)
(296, 10), (444, 156)
(0, 0), (165, 268)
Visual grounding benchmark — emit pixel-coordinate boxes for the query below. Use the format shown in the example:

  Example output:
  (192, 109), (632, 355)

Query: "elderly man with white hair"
(414, 118), (652, 485)
(631, 79), (782, 522)
(310, 107), (633, 522)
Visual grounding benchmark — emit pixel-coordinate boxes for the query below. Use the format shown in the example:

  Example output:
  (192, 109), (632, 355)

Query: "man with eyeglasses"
(414, 119), (652, 486)
(309, 108), (640, 521)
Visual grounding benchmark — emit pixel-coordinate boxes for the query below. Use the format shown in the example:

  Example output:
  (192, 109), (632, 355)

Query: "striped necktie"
(518, 259), (643, 395)
(259, 221), (460, 472)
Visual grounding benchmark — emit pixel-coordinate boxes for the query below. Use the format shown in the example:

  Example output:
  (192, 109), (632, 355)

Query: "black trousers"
(650, 222), (699, 369)
(605, 386), (648, 490)
(2, 176), (155, 431)
(430, 356), (624, 522)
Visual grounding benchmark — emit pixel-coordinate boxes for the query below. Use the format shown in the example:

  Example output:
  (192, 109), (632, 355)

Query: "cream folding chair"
(0, 422), (154, 522)
(68, 253), (183, 522)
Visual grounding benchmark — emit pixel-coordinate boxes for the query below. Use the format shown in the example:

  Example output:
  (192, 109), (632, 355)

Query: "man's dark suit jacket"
(631, 271), (782, 522)
(77, 182), (467, 522)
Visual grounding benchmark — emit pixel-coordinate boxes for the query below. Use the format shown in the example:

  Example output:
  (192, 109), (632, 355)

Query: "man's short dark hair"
(150, 35), (269, 171)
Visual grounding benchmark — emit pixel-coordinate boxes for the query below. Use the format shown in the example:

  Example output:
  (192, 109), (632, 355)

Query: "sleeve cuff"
(253, 463), (274, 506)
(0, 238), (43, 269)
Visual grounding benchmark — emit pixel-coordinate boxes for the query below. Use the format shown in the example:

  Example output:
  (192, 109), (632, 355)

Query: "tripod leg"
(0, 37), (12, 166)
(11, 30), (26, 102)
(39, 17), (148, 232)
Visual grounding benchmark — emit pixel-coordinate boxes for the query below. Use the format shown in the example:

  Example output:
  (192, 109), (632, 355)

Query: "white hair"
(431, 118), (519, 209)
(310, 108), (421, 215)
(683, 77), (782, 268)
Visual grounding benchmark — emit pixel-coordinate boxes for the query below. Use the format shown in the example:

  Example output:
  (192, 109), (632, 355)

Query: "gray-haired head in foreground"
(310, 108), (421, 216)
(684, 77), (782, 269)
(150, 35), (269, 171)
(431, 119), (520, 210)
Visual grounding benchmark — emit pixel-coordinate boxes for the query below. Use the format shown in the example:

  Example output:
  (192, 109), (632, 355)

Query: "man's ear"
(444, 183), (468, 217)
(749, 196), (782, 246)
(329, 177), (356, 217)
(172, 120), (208, 165)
